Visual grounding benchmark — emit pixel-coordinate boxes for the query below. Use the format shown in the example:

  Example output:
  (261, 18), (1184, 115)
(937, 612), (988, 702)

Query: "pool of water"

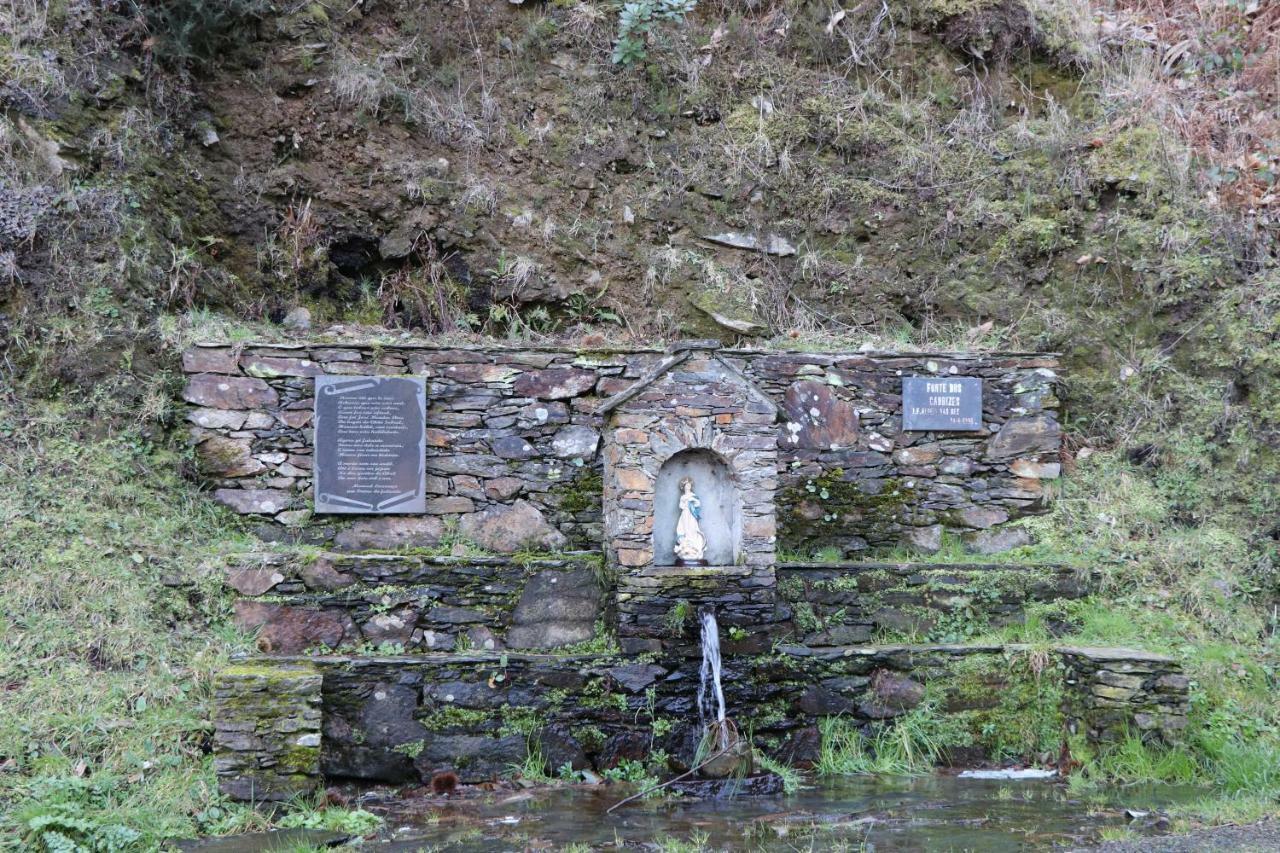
(356, 774), (1203, 851)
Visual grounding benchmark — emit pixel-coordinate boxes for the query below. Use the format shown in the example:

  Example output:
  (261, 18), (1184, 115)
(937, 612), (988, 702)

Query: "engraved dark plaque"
(902, 376), (983, 432)
(314, 376), (426, 513)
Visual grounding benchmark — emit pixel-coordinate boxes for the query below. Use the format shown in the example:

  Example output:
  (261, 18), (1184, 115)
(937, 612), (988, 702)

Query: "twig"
(604, 739), (742, 814)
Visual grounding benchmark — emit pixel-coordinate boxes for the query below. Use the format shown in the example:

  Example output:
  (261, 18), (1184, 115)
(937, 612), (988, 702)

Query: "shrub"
(612, 0), (696, 66)
(136, 0), (269, 67)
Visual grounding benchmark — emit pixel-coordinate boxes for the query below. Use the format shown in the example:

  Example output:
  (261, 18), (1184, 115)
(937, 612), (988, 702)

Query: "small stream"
(359, 774), (1203, 851)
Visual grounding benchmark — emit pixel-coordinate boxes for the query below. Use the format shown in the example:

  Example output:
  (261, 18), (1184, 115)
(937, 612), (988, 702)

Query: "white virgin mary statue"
(674, 477), (707, 564)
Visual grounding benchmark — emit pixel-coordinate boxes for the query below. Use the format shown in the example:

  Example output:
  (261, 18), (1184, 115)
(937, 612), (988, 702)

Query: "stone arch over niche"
(653, 449), (739, 566)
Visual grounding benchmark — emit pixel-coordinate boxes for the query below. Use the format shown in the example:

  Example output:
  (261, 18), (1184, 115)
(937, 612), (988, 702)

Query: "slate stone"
(198, 436), (266, 478)
(986, 415), (1061, 460)
(668, 772), (785, 799)
(225, 567), (286, 596)
(954, 505), (1009, 529)
(333, 516), (444, 552)
(772, 726), (821, 769)
(781, 381), (859, 449)
(214, 488), (293, 515)
(298, 558), (355, 591)
(414, 734), (528, 783)
(607, 663), (667, 693)
(233, 601), (353, 653)
(551, 425), (600, 458)
(859, 672), (925, 719)
(505, 566), (603, 650)
(537, 723), (589, 772)
(965, 527), (1033, 554)
(184, 375), (278, 410)
(459, 500), (568, 554)
(513, 367), (597, 400)
(798, 685), (856, 715)
(181, 347), (239, 375)
(905, 524), (943, 554)
(491, 436), (537, 459)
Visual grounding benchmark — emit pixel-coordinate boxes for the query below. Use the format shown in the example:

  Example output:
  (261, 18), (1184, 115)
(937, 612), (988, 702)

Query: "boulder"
(536, 724), (589, 773)
(299, 557), (355, 591)
(772, 726), (822, 770)
(459, 500), (567, 554)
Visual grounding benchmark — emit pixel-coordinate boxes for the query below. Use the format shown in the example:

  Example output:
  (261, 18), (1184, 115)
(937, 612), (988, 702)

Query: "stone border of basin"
(212, 642), (1188, 801)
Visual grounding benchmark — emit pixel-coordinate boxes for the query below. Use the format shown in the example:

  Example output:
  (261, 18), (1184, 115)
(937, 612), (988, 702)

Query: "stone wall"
(1060, 647), (1189, 744)
(212, 642), (1188, 795)
(223, 552), (607, 654)
(182, 342), (1061, 555)
(212, 662), (323, 801)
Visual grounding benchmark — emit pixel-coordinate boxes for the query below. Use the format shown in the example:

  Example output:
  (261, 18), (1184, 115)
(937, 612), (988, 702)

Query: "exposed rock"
(689, 287), (767, 335)
(182, 347), (239, 375)
(1010, 459), (1062, 479)
(459, 500), (568, 554)
(363, 608), (418, 646)
(242, 356), (323, 378)
(772, 726), (822, 769)
(536, 724), (589, 772)
(233, 601), (354, 653)
(701, 231), (797, 256)
(491, 436), (537, 459)
(465, 625), (503, 651)
(214, 488), (294, 515)
(184, 375), (278, 410)
(333, 516), (444, 552)
(413, 734), (528, 783)
(965, 527), (1033, 554)
(282, 306), (312, 331)
(669, 772), (784, 798)
(188, 408), (248, 430)
(505, 566), (602, 649)
(799, 685), (856, 715)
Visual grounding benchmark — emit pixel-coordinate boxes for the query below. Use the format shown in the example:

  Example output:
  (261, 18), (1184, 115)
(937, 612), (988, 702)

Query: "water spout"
(698, 609), (727, 745)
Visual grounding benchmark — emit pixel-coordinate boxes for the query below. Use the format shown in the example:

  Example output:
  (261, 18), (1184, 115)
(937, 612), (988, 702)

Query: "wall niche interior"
(653, 448), (739, 566)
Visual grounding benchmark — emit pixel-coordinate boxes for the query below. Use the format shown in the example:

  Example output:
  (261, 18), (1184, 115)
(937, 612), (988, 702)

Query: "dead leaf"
(825, 9), (846, 36)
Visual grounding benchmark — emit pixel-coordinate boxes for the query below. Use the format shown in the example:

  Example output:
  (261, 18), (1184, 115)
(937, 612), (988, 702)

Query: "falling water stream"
(697, 609), (728, 748)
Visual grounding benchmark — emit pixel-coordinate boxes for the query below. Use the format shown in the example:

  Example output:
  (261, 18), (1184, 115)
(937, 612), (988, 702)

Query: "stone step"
(777, 561), (1093, 644)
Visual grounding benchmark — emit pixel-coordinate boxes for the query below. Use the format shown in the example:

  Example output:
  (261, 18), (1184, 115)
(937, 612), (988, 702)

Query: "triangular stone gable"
(598, 346), (780, 417)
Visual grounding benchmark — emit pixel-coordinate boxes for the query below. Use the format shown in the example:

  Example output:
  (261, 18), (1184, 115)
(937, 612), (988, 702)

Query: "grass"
(815, 706), (953, 777)
(0, 399), (266, 847)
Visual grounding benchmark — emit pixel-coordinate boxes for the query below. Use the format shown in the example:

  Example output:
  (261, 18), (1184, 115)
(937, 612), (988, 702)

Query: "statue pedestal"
(675, 558), (708, 567)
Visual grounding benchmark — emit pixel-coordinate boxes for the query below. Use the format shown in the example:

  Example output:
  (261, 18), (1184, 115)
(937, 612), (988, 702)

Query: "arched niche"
(652, 449), (739, 566)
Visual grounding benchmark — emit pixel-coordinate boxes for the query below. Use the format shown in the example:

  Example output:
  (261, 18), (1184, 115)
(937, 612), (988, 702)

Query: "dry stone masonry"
(182, 340), (1063, 555)
(186, 338), (1189, 802)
